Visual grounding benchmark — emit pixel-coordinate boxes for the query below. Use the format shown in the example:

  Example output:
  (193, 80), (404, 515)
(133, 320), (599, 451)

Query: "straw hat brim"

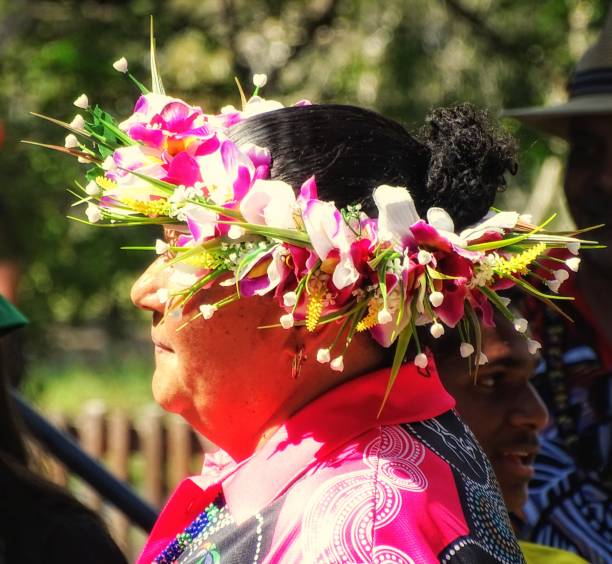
(502, 94), (612, 140)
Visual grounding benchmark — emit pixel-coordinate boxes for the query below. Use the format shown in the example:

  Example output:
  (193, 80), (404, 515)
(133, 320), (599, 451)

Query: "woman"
(128, 103), (526, 563)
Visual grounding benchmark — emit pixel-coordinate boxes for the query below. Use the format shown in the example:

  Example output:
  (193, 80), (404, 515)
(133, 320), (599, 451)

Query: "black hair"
(229, 103), (516, 230)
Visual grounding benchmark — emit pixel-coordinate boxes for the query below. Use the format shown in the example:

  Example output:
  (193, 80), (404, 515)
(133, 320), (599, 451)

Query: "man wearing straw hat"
(505, 10), (612, 564)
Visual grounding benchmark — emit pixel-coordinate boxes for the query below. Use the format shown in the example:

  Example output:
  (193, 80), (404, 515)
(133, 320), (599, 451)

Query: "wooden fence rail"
(37, 400), (209, 561)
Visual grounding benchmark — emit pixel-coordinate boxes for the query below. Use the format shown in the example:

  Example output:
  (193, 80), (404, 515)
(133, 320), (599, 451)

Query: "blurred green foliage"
(0, 0), (608, 349)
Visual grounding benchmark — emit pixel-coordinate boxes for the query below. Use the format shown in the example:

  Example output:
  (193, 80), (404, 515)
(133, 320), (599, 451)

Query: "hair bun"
(419, 103), (517, 230)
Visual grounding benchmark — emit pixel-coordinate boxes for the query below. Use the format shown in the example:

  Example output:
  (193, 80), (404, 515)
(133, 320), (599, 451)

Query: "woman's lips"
(152, 336), (174, 353)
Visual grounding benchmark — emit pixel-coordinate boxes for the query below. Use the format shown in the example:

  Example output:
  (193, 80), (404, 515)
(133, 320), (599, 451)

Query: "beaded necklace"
(154, 498), (223, 564)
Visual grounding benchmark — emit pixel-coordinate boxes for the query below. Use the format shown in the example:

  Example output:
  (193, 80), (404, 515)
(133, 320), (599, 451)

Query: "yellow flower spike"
(356, 299), (381, 332)
(306, 287), (325, 332)
(182, 249), (222, 269)
(95, 175), (117, 191)
(120, 197), (172, 217)
(493, 242), (547, 278)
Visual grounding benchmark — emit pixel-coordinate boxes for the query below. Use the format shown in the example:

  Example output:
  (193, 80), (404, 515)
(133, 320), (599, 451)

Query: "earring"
(291, 345), (307, 379)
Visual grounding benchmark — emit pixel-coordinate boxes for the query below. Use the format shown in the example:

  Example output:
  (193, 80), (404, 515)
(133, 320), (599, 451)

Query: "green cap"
(0, 295), (28, 336)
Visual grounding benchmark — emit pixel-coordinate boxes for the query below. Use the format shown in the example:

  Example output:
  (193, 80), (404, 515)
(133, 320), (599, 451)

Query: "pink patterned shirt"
(139, 359), (524, 563)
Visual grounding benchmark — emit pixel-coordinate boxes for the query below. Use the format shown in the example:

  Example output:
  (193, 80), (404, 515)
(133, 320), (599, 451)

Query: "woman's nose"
(509, 383), (549, 431)
(130, 258), (167, 313)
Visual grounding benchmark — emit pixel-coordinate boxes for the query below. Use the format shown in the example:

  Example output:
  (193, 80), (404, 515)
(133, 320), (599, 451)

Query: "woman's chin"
(151, 368), (190, 415)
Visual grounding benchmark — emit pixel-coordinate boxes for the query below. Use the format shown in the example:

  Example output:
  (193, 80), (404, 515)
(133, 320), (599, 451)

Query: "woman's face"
(130, 230), (298, 441)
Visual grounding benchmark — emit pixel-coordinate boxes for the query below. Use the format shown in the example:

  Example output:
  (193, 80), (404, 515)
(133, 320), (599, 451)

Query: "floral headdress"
(27, 30), (600, 409)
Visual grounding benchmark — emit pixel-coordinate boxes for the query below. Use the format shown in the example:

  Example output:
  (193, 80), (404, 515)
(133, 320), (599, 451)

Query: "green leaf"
(426, 265), (461, 280)
(150, 17), (166, 95)
(466, 213), (557, 251)
(378, 323), (413, 418)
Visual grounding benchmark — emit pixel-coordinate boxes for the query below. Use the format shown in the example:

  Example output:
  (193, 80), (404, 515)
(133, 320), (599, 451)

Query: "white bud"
(316, 348), (331, 364)
(498, 296), (511, 307)
(566, 257), (581, 272)
(377, 308), (392, 325)
(527, 338), (542, 355)
(414, 353), (428, 368)
(518, 213), (533, 224)
(430, 322), (445, 339)
(280, 313), (294, 329)
(554, 269), (569, 283)
(252, 73), (268, 88)
(567, 242), (580, 255)
(85, 203), (102, 223)
(69, 114), (86, 130)
(157, 288), (169, 305)
(155, 239), (169, 255)
(460, 342), (474, 358)
(283, 291), (298, 307)
(64, 133), (79, 148)
(73, 93), (89, 109)
(417, 250), (433, 265)
(77, 155), (91, 163)
(330, 355), (344, 372)
(546, 279), (561, 293)
(478, 352), (489, 365)
(228, 224), (245, 240)
(429, 291), (444, 307)
(112, 57), (128, 73)
(513, 317), (528, 333)
(85, 180), (101, 196)
(102, 155), (116, 171)
(199, 304), (217, 320)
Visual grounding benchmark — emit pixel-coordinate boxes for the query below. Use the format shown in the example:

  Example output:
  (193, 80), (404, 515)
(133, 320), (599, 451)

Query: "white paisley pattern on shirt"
(300, 426), (426, 563)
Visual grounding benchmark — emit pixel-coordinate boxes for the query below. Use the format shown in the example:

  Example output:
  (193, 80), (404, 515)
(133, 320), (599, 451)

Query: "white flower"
(478, 352), (489, 365)
(85, 204), (102, 223)
(155, 239), (169, 255)
(460, 342), (475, 358)
(518, 213), (533, 224)
(546, 279), (561, 293)
(554, 269), (569, 283)
(373, 185), (421, 243)
(377, 308), (392, 325)
(417, 250), (433, 265)
(112, 57), (128, 73)
(102, 155), (116, 171)
(429, 291), (444, 307)
(567, 242), (580, 255)
(227, 225), (245, 240)
(85, 181), (101, 196)
(156, 288), (169, 305)
(280, 313), (294, 329)
(527, 338), (542, 355)
(64, 134), (79, 148)
(513, 317), (528, 333)
(566, 257), (581, 272)
(430, 322), (445, 339)
(69, 114), (85, 130)
(252, 73), (267, 88)
(414, 353), (428, 368)
(73, 93), (89, 109)
(283, 292), (298, 307)
(316, 348), (331, 364)
(330, 355), (344, 372)
(199, 304), (217, 320)
(499, 296), (511, 307)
